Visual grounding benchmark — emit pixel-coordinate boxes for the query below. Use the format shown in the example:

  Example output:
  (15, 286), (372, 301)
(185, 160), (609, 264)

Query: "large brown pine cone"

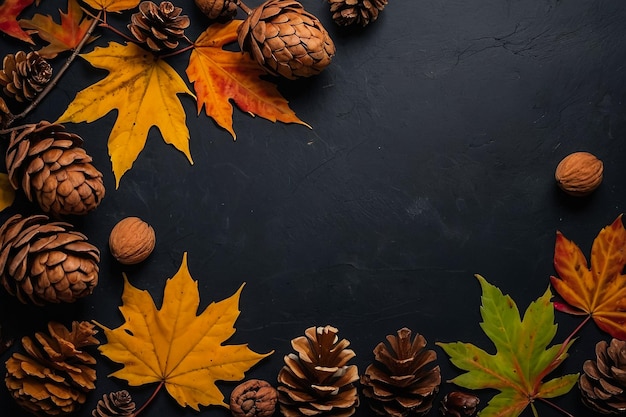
(129, 1), (191, 51)
(0, 51), (52, 103)
(277, 325), (359, 417)
(328, 0), (388, 27)
(0, 214), (100, 305)
(7, 121), (105, 217)
(5, 321), (98, 415)
(579, 338), (626, 414)
(361, 328), (441, 417)
(237, 0), (336, 79)
(92, 390), (136, 417)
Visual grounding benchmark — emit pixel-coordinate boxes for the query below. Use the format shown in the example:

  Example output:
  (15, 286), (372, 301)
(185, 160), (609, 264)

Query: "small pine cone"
(0, 214), (100, 305)
(0, 51), (52, 102)
(7, 121), (105, 217)
(5, 321), (98, 415)
(579, 338), (626, 414)
(440, 392), (479, 417)
(277, 325), (359, 417)
(92, 390), (136, 417)
(328, 0), (388, 27)
(129, 1), (191, 51)
(361, 328), (441, 417)
(237, 0), (336, 80)
(195, 0), (238, 21)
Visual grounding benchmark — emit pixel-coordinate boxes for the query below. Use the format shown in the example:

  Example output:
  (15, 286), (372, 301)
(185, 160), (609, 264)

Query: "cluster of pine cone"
(229, 326), (444, 417)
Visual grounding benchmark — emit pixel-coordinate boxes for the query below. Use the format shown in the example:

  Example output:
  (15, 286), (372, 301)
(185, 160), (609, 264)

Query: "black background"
(1, 0), (626, 416)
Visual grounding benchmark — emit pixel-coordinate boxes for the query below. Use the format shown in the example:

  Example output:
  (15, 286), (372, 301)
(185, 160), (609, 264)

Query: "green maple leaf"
(437, 275), (578, 417)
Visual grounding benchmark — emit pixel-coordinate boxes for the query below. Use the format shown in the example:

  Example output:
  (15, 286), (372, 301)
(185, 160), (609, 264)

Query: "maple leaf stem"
(4, 10), (103, 128)
(236, 0), (253, 15)
(132, 381), (165, 417)
(536, 397), (575, 417)
(159, 44), (196, 59)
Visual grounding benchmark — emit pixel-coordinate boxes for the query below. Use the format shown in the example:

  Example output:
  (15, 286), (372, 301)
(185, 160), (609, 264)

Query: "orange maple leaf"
(0, 0), (35, 44)
(97, 253), (272, 410)
(187, 20), (310, 139)
(19, 0), (95, 59)
(550, 214), (626, 339)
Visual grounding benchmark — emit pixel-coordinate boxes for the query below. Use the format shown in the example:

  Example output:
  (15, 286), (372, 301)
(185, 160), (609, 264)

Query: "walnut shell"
(555, 152), (603, 196)
(109, 217), (155, 265)
(230, 379), (278, 417)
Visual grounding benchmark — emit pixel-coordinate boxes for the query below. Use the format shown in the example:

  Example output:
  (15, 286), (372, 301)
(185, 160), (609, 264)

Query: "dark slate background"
(1, 0), (626, 416)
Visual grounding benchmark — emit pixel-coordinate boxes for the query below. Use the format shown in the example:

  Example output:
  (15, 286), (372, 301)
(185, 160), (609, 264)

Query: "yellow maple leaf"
(56, 42), (195, 188)
(0, 173), (16, 212)
(187, 20), (310, 139)
(82, 0), (139, 12)
(97, 253), (272, 410)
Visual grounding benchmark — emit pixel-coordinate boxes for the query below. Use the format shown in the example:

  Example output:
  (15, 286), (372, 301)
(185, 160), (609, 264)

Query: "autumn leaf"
(82, 0), (140, 12)
(187, 20), (309, 139)
(19, 0), (95, 59)
(0, 174), (16, 212)
(0, 0), (34, 43)
(97, 253), (272, 409)
(56, 42), (195, 188)
(437, 275), (578, 417)
(550, 214), (626, 340)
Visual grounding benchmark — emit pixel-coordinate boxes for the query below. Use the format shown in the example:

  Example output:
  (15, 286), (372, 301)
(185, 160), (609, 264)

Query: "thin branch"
(537, 397), (575, 417)
(8, 10), (103, 126)
(100, 21), (137, 43)
(0, 123), (37, 136)
(132, 381), (164, 417)
(235, 0), (253, 15)
(159, 44), (195, 59)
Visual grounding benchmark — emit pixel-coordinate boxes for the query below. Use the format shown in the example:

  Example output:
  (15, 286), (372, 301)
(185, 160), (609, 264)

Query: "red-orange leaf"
(19, 0), (95, 59)
(0, 0), (34, 44)
(551, 215), (626, 339)
(187, 20), (310, 139)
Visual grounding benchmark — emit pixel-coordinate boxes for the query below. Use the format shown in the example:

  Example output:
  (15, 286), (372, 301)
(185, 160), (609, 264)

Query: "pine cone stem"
(7, 11), (102, 128)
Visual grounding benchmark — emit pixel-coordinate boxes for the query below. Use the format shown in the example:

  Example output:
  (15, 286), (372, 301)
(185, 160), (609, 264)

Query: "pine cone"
(0, 51), (52, 102)
(277, 325), (359, 417)
(0, 214), (100, 305)
(579, 338), (626, 414)
(361, 328), (441, 417)
(328, 0), (387, 27)
(5, 321), (98, 415)
(92, 390), (136, 417)
(129, 1), (191, 51)
(237, 0), (336, 79)
(6, 121), (105, 217)
(195, 0), (238, 21)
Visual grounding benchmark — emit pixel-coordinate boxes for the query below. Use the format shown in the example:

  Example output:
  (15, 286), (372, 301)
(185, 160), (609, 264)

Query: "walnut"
(555, 151), (603, 196)
(230, 379), (278, 417)
(109, 217), (156, 265)
(440, 391), (480, 417)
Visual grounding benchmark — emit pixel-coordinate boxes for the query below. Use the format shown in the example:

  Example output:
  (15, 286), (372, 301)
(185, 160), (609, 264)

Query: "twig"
(235, 0), (253, 15)
(537, 397), (575, 417)
(0, 123), (37, 136)
(7, 10), (103, 127)
(132, 381), (164, 417)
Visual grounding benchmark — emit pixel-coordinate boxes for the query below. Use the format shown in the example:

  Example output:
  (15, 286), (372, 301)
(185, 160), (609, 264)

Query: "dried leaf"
(0, 173), (16, 213)
(97, 253), (272, 410)
(82, 0), (140, 13)
(19, 0), (95, 59)
(437, 275), (578, 417)
(187, 20), (310, 139)
(551, 214), (626, 339)
(0, 0), (34, 43)
(56, 42), (195, 188)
